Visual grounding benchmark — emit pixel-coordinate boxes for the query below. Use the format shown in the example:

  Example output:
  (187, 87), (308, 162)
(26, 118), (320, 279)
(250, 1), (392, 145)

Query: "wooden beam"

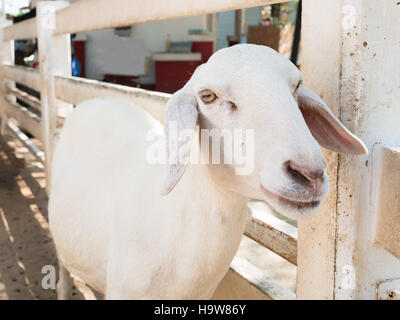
(296, 0), (340, 300)
(54, 0), (286, 35)
(3, 18), (37, 41)
(0, 18), (15, 135)
(245, 207), (297, 265)
(6, 86), (41, 113)
(37, 1), (72, 195)
(374, 146), (400, 260)
(3, 99), (42, 140)
(54, 75), (169, 123)
(299, 0), (400, 300)
(0, 65), (41, 92)
(230, 256), (296, 300)
(6, 121), (44, 164)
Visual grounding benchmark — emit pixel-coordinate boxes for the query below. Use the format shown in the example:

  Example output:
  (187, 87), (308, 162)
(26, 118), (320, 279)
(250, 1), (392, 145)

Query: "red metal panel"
(191, 41), (214, 64)
(155, 60), (200, 94)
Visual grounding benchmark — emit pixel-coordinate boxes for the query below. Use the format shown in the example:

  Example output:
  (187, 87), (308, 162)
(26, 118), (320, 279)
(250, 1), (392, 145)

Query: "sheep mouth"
(260, 185), (320, 210)
(276, 196), (320, 210)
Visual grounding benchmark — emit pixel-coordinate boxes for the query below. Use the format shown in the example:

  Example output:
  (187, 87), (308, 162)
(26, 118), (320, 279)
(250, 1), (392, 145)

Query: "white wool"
(49, 44), (366, 299)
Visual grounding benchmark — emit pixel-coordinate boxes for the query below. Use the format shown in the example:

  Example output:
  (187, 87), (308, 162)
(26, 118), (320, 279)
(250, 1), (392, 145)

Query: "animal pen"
(0, 0), (399, 300)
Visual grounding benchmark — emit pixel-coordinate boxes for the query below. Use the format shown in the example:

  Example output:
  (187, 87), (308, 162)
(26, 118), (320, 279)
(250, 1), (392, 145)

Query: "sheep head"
(161, 44), (367, 220)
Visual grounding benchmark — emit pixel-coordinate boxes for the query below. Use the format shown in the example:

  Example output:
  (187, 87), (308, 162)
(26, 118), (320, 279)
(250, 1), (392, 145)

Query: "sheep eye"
(199, 90), (217, 103)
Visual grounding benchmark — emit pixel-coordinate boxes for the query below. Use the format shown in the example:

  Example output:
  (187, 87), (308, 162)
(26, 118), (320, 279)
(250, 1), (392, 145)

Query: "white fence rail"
(7, 121), (45, 163)
(245, 211), (297, 265)
(2, 98), (42, 139)
(6, 86), (41, 112)
(0, 65), (40, 91)
(3, 17), (37, 41)
(55, 75), (169, 123)
(53, 0), (286, 35)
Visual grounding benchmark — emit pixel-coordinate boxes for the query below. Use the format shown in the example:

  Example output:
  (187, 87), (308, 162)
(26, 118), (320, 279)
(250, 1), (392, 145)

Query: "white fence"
(0, 0), (399, 300)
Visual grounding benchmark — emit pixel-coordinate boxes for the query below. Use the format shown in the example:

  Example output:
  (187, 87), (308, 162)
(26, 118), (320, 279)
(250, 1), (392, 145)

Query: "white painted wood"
(3, 99), (42, 140)
(230, 256), (296, 300)
(37, 1), (72, 194)
(6, 121), (44, 164)
(298, 0), (400, 300)
(6, 85), (41, 112)
(373, 146), (400, 260)
(54, 75), (169, 123)
(245, 206), (297, 265)
(334, 0), (400, 300)
(212, 267), (272, 299)
(0, 18), (14, 135)
(3, 17), (37, 41)
(296, 0), (341, 299)
(53, 0), (286, 35)
(0, 64), (41, 92)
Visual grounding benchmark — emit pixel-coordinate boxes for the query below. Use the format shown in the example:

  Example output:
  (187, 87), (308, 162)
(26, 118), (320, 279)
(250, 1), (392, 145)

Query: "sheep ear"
(160, 88), (199, 195)
(297, 84), (368, 155)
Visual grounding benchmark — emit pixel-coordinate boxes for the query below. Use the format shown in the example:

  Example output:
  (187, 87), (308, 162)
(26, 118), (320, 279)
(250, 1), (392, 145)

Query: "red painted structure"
(73, 41), (86, 77)
(153, 53), (202, 94)
(155, 60), (201, 93)
(191, 41), (214, 64)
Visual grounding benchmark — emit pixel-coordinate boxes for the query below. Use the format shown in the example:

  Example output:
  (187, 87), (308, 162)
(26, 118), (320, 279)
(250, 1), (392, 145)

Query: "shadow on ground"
(0, 134), (96, 300)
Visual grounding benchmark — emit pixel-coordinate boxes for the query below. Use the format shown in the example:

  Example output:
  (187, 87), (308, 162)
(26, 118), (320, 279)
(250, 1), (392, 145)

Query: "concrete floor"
(0, 132), (296, 299)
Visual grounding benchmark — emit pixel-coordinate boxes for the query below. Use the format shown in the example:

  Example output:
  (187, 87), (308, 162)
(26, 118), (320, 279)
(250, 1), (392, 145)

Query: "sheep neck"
(183, 163), (249, 223)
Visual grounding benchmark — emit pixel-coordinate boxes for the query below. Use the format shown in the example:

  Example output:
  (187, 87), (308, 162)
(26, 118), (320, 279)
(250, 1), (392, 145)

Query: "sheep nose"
(284, 160), (325, 194)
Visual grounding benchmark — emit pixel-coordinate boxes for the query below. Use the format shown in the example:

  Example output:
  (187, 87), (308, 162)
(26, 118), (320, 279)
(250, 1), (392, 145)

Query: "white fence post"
(37, 1), (72, 194)
(0, 17), (14, 134)
(296, 0), (340, 299)
(298, 0), (400, 299)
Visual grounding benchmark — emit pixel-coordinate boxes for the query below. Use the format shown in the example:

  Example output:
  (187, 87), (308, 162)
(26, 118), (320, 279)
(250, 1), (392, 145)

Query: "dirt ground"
(0, 132), (296, 300)
(0, 133), (97, 300)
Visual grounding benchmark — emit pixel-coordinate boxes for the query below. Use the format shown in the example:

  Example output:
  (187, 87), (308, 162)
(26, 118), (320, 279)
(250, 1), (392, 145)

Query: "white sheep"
(49, 44), (367, 299)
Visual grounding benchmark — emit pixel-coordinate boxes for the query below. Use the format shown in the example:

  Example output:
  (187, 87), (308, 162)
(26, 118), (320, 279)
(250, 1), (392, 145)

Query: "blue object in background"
(71, 54), (81, 77)
(217, 11), (235, 49)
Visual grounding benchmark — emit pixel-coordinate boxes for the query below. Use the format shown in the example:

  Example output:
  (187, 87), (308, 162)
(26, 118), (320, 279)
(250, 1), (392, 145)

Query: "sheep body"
(49, 98), (248, 299)
(50, 44), (367, 300)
